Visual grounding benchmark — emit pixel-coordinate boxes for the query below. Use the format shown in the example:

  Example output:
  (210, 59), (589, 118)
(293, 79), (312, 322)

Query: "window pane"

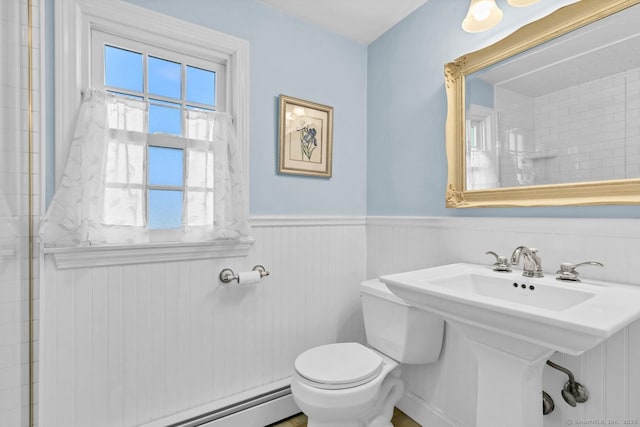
(104, 45), (143, 92)
(107, 141), (145, 185)
(187, 150), (213, 188)
(103, 187), (145, 226)
(186, 190), (213, 226)
(148, 190), (183, 229)
(148, 56), (181, 99)
(149, 100), (182, 135)
(186, 65), (215, 106)
(148, 146), (183, 186)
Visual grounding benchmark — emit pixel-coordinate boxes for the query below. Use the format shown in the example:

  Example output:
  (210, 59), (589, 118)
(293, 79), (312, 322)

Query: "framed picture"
(278, 94), (333, 178)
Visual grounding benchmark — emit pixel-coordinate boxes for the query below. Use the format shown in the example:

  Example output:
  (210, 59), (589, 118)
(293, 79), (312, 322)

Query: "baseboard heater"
(167, 386), (293, 427)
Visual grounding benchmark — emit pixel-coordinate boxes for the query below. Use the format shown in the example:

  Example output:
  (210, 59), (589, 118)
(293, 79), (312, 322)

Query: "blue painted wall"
(367, 0), (640, 218)
(50, 0), (368, 216)
(47, 0), (640, 218)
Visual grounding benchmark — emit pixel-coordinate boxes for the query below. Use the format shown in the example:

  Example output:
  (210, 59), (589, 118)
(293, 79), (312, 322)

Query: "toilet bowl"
(290, 279), (444, 427)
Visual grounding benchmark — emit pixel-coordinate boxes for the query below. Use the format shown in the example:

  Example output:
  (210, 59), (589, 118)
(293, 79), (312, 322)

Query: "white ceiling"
(258, 0), (430, 44)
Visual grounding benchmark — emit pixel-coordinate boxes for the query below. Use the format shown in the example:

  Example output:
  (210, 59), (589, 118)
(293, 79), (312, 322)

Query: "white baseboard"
(397, 392), (460, 427)
(140, 380), (298, 427)
(200, 394), (299, 427)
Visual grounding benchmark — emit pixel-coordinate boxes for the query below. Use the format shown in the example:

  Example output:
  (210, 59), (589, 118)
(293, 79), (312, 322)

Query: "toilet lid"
(294, 343), (383, 389)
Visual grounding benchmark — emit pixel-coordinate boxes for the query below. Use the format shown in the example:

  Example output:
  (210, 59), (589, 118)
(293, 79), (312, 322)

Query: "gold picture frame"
(278, 94), (333, 178)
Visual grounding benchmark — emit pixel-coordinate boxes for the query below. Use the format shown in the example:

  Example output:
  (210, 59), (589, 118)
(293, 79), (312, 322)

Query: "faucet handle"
(486, 251), (512, 272)
(556, 261), (604, 282)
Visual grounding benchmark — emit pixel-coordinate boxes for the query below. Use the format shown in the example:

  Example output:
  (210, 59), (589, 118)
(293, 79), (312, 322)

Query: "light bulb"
(473, 1), (492, 21)
(507, 0), (540, 6)
(462, 0), (503, 33)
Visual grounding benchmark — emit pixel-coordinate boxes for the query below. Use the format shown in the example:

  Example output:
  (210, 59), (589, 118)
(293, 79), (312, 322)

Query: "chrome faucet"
(556, 261), (604, 282)
(511, 246), (543, 278)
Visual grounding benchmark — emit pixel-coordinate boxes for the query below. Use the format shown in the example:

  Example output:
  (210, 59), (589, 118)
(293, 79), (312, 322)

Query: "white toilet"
(291, 279), (444, 427)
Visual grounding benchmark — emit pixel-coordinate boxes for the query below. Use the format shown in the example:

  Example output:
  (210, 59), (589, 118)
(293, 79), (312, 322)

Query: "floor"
(270, 407), (421, 426)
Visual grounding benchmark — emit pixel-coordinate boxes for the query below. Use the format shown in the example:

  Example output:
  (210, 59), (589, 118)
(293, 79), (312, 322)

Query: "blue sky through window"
(148, 190), (183, 229)
(148, 146), (183, 186)
(148, 56), (181, 99)
(149, 102), (182, 135)
(105, 46), (143, 92)
(187, 66), (215, 106)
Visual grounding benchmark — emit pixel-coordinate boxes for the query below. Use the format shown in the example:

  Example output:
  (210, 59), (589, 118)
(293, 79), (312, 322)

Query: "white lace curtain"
(41, 89), (250, 246)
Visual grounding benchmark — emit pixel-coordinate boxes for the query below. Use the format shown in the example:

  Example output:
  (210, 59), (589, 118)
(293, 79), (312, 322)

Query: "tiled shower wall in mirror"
(494, 67), (640, 188)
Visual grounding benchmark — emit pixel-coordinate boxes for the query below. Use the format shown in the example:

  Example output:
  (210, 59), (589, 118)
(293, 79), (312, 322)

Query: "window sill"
(44, 239), (254, 269)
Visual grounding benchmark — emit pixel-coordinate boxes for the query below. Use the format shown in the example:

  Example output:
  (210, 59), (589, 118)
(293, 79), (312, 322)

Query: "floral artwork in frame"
(278, 94), (333, 177)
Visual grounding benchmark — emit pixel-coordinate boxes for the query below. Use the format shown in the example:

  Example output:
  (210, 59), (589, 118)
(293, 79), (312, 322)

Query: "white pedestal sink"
(380, 263), (640, 427)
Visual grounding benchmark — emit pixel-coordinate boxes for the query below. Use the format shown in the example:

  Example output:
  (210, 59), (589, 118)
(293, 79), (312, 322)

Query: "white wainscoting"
(367, 216), (640, 427)
(40, 217), (367, 427)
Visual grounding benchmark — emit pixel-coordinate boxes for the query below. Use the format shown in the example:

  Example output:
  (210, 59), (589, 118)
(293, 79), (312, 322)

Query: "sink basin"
(380, 263), (640, 427)
(427, 272), (595, 311)
(381, 263), (640, 356)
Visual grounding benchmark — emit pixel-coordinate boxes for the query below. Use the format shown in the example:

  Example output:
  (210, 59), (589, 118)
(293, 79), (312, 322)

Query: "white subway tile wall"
(0, 1), (41, 426)
(495, 68), (640, 187)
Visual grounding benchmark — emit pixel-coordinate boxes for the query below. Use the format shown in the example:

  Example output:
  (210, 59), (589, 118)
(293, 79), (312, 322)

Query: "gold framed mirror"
(445, 0), (640, 208)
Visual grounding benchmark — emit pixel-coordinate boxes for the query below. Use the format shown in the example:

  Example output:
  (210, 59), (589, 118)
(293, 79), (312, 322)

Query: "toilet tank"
(361, 279), (444, 364)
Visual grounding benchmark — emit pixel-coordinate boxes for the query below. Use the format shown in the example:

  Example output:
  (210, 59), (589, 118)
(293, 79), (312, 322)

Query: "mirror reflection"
(465, 4), (640, 191)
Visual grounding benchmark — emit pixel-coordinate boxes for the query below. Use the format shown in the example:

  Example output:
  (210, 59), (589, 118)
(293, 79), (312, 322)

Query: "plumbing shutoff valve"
(546, 360), (589, 407)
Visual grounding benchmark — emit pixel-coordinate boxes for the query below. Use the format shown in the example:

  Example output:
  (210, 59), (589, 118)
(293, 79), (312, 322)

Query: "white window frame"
(51, 0), (252, 266)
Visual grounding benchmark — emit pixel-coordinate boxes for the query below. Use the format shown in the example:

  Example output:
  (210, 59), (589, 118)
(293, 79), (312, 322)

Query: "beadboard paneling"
(40, 220), (367, 427)
(368, 216), (640, 427)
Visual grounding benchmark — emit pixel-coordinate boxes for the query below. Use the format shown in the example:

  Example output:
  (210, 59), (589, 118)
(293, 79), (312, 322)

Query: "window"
(91, 32), (226, 233)
(48, 0), (251, 259)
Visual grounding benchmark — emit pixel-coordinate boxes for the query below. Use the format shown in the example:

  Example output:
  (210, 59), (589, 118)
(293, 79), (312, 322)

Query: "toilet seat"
(294, 342), (384, 390)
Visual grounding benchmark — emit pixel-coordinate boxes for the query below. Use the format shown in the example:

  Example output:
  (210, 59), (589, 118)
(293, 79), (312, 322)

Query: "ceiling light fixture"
(462, 0), (503, 33)
(507, 0), (540, 6)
